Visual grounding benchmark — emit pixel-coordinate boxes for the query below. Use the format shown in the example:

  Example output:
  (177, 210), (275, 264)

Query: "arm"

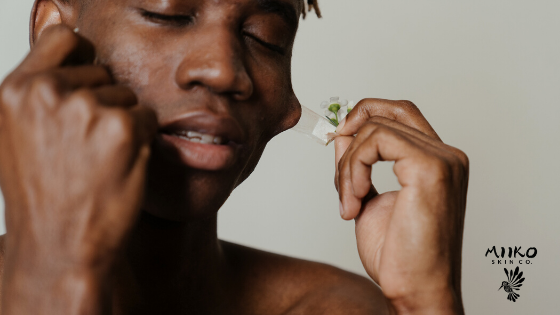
(0, 25), (157, 315)
(334, 99), (468, 314)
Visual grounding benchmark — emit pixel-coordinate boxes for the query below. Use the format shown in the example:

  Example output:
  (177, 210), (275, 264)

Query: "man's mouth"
(168, 130), (228, 145)
(156, 111), (246, 171)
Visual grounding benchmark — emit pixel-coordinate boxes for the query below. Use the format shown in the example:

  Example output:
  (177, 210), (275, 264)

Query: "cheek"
(99, 35), (181, 115)
(83, 13), (176, 106)
(103, 33), (167, 89)
(247, 57), (297, 137)
(105, 43), (153, 88)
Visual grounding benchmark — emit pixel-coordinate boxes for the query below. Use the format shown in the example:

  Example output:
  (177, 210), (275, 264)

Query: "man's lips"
(156, 112), (246, 170)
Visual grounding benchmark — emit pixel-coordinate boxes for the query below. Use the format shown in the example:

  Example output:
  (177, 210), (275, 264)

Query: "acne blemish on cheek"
(291, 97), (353, 146)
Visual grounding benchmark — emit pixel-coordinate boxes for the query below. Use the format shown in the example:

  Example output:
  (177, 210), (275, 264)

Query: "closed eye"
(140, 9), (193, 27)
(243, 33), (286, 55)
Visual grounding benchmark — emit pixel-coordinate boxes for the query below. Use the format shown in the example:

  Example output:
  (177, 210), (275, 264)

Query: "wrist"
(2, 266), (109, 315)
(387, 286), (464, 315)
(4, 226), (118, 274)
(2, 236), (113, 315)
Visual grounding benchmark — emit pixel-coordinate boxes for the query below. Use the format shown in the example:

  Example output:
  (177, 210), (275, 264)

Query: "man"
(0, 0), (469, 314)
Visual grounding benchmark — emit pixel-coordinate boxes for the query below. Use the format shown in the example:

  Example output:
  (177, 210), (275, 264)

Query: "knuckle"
(419, 155), (453, 185)
(350, 99), (375, 118)
(449, 148), (470, 177)
(356, 121), (376, 134)
(102, 109), (134, 144)
(355, 98), (375, 108)
(355, 100), (372, 115)
(397, 100), (419, 113)
(26, 74), (65, 107)
(0, 76), (23, 111)
(67, 89), (98, 108)
(369, 124), (392, 138)
(455, 148), (470, 169)
(362, 120), (386, 133)
(30, 73), (63, 94)
(62, 91), (97, 123)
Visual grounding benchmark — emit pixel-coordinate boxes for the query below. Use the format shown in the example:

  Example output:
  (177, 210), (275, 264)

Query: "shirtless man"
(0, 0), (469, 314)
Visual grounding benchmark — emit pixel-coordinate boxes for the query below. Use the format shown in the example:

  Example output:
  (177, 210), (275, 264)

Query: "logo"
(498, 266), (525, 302)
(485, 247), (535, 302)
(485, 246), (537, 265)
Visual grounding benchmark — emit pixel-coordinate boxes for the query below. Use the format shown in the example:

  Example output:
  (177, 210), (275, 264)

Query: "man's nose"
(175, 27), (253, 101)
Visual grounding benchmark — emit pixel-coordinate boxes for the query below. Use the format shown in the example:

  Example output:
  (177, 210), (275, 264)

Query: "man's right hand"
(0, 25), (157, 313)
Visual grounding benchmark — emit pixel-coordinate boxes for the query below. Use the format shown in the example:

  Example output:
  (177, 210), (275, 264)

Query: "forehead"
(100, 0), (303, 28)
(117, 0), (302, 13)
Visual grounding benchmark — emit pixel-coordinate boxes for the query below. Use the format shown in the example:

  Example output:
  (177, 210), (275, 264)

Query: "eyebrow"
(257, 0), (299, 30)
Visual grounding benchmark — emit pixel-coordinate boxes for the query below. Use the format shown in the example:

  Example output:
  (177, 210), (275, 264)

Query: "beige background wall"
(1, 0), (559, 313)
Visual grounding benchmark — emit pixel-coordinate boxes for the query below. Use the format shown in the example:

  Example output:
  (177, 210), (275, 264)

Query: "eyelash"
(141, 10), (193, 27)
(140, 10), (285, 56)
(243, 33), (286, 55)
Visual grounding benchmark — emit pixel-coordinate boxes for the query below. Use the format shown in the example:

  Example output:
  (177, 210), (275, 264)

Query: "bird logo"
(499, 266), (525, 302)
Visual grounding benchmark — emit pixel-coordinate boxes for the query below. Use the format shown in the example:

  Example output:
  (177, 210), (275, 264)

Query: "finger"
(362, 116), (445, 150)
(129, 105), (158, 146)
(92, 85), (138, 108)
(337, 124), (384, 219)
(334, 134), (380, 199)
(338, 151), (363, 220)
(337, 127), (373, 219)
(336, 128), (370, 219)
(340, 126), (424, 220)
(53, 65), (113, 89)
(334, 135), (353, 191)
(19, 25), (95, 74)
(362, 116), (467, 165)
(337, 98), (440, 141)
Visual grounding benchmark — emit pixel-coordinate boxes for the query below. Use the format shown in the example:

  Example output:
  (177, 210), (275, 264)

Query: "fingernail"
(339, 201), (345, 218)
(335, 117), (346, 133)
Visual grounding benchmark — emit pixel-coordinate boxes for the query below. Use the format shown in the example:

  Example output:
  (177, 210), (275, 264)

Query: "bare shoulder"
(0, 234), (4, 275)
(221, 241), (388, 315)
(0, 234), (5, 306)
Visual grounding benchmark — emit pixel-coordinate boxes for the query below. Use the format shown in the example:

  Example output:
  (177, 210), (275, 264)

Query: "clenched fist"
(0, 25), (157, 314)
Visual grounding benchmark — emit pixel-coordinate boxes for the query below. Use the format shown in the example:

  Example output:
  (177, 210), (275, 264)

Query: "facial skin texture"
(70, 0), (303, 220)
(0, 0), (468, 314)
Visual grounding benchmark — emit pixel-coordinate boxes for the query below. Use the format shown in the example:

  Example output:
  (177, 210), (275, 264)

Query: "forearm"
(1, 236), (112, 315)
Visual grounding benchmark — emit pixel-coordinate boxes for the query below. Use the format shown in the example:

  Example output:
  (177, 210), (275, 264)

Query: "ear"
(30, 0), (64, 47)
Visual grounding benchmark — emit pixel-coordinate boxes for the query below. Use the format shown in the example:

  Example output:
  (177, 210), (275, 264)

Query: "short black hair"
(302, 0), (321, 19)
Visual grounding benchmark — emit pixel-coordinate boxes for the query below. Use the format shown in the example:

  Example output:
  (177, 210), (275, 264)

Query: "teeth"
(187, 131), (201, 138)
(201, 134), (214, 144)
(175, 131), (226, 145)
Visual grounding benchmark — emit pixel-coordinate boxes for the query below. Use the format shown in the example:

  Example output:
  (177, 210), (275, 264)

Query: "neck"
(113, 211), (227, 314)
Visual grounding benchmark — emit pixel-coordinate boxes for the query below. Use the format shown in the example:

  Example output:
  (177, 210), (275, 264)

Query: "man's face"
(73, 0), (303, 219)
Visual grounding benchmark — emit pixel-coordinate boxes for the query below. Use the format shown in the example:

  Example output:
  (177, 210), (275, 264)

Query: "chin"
(140, 116), (272, 221)
(140, 144), (242, 222)
(143, 173), (235, 222)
